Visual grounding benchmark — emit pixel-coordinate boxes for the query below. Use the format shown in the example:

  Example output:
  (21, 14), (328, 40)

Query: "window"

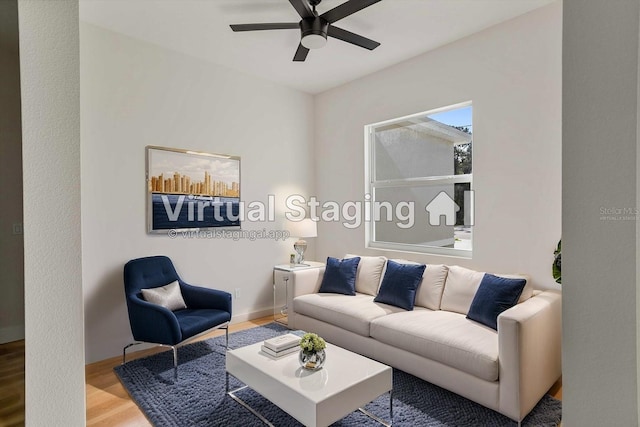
(365, 102), (473, 257)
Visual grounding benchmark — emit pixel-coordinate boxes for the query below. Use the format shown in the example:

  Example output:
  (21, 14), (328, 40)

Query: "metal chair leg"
(123, 322), (230, 367)
(122, 342), (143, 365)
(171, 346), (178, 368)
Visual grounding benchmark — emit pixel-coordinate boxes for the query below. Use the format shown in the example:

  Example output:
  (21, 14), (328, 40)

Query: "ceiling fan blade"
(288, 0), (314, 19)
(293, 43), (310, 61)
(328, 26), (380, 50)
(321, 0), (382, 24)
(230, 23), (299, 32)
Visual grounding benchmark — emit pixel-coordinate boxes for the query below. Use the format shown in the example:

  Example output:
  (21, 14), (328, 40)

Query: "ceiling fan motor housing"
(300, 17), (329, 49)
(230, 0), (382, 61)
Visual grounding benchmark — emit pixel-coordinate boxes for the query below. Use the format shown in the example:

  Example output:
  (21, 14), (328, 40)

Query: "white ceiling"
(79, 0), (555, 94)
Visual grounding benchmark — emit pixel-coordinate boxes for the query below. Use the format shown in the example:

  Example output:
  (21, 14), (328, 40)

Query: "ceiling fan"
(230, 0), (382, 62)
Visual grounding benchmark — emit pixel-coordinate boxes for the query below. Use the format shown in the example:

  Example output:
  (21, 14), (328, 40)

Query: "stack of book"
(261, 334), (301, 359)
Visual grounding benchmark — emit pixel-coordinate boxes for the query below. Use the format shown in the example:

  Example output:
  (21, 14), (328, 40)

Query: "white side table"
(273, 261), (324, 326)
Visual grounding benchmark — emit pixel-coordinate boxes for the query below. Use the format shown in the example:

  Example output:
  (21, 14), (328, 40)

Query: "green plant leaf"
(552, 239), (561, 284)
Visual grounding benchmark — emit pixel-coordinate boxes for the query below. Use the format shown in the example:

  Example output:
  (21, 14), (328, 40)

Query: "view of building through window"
(366, 103), (473, 256)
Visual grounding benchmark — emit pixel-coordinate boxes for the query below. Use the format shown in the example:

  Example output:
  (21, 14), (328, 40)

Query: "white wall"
(81, 23), (315, 363)
(0, 0), (24, 344)
(563, 0), (639, 425)
(314, 3), (562, 290)
(18, 0), (85, 424)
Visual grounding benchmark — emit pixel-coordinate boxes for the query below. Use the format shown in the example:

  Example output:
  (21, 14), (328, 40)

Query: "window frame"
(364, 102), (473, 258)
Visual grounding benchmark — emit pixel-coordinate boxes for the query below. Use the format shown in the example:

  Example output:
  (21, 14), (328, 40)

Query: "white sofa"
(287, 256), (562, 424)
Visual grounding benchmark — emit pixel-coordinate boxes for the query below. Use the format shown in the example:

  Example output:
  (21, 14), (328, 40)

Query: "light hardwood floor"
(0, 316), (563, 426)
(0, 340), (25, 427)
(86, 316), (274, 426)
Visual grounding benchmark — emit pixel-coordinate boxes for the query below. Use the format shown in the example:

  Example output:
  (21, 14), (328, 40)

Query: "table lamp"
(287, 218), (317, 265)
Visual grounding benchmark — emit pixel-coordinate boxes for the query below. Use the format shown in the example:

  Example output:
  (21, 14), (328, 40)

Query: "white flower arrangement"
(299, 332), (326, 353)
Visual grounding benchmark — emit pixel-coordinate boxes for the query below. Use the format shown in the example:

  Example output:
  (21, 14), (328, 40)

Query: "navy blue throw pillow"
(318, 257), (360, 295)
(373, 260), (426, 310)
(467, 273), (527, 330)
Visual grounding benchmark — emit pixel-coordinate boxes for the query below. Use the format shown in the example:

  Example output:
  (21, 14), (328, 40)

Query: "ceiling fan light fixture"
(300, 17), (329, 49)
(230, 0), (383, 62)
(301, 33), (327, 49)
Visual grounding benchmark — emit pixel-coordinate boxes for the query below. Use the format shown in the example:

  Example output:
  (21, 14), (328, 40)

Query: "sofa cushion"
(293, 293), (406, 337)
(370, 310), (499, 381)
(345, 254), (387, 296)
(440, 265), (485, 315)
(318, 257), (360, 295)
(175, 308), (232, 339)
(467, 274), (527, 330)
(390, 260), (448, 310)
(374, 260), (426, 310)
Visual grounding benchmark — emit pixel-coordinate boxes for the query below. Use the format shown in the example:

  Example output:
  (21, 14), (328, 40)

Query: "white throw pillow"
(390, 259), (448, 310)
(417, 264), (449, 310)
(141, 280), (187, 311)
(440, 265), (485, 315)
(344, 254), (387, 296)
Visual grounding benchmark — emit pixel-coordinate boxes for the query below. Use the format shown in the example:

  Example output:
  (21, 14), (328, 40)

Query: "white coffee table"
(226, 340), (393, 427)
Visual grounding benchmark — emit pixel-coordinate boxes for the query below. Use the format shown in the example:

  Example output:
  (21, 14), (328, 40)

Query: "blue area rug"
(114, 323), (561, 426)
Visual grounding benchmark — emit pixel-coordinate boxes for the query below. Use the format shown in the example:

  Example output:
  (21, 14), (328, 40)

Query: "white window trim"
(364, 104), (473, 258)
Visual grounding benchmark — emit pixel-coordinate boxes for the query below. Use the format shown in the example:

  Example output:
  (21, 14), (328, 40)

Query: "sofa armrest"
(293, 267), (325, 297)
(497, 290), (562, 421)
(286, 267), (325, 329)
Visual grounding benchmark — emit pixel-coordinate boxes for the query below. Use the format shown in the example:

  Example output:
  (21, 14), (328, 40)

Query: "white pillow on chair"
(141, 280), (187, 311)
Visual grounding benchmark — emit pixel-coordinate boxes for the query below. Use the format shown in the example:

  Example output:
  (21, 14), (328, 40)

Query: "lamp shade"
(287, 218), (318, 238)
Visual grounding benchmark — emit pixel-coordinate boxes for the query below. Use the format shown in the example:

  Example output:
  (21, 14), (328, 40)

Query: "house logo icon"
(425, 191), (460, 226)
(424, 190), (474, 226)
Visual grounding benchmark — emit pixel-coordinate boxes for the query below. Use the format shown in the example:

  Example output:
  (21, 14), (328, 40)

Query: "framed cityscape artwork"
(146, 146), (241, 233)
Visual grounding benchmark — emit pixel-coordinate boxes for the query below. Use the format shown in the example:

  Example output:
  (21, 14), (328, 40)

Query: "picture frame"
(146, 146), (241, 233)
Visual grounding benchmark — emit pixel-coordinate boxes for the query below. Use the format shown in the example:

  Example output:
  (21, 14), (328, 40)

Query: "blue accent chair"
(123, 255), (232, 367)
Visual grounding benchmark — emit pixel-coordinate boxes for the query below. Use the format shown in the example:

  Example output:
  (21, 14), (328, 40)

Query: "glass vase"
(299, 349), (326, 371)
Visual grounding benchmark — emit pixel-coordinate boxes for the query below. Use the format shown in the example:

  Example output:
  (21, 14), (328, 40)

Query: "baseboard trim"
(231, 308), (274, 324)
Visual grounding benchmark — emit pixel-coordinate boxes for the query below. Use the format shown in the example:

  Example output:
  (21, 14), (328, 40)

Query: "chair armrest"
(497, 290), (562, 421)
(180, 282), (233, 315)
(127, 294), (182, 345)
